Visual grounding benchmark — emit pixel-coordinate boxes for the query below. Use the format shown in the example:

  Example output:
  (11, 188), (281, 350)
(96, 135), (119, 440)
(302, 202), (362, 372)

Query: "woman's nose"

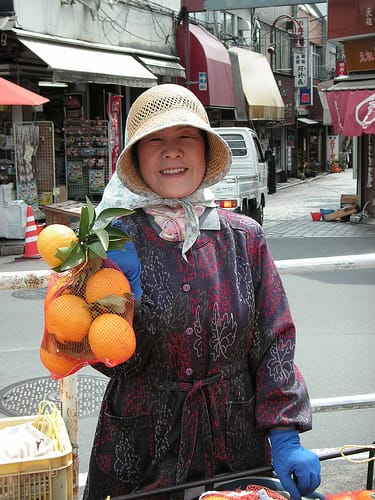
(162, 140), (183, 158)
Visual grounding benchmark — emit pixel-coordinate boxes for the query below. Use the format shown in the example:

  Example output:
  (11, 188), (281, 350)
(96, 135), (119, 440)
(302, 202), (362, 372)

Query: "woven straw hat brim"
(116, 108), (232, 195)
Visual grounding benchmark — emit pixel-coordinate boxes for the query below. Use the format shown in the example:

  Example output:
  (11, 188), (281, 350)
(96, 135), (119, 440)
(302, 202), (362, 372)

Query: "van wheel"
(241, 200), (249, 215)
(249, 205), (264, 225)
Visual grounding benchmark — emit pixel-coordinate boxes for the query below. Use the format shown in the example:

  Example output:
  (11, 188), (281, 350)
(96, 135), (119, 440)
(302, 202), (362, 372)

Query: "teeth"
(161, 168), (185, 175)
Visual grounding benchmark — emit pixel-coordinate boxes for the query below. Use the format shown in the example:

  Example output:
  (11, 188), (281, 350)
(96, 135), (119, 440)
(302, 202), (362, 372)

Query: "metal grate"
(0, 375), (107, 418)
(14, 121), (55, 209)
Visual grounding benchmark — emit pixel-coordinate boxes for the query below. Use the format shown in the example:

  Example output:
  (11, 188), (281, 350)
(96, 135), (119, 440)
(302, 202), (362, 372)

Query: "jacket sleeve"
(247, 226), (313, 433)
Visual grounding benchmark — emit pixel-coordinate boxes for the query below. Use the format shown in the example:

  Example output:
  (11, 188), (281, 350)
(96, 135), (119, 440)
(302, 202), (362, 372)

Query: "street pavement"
(263, 169), (375, 239)
(0, 170), (374, 497)
(1, 169), (375, 261)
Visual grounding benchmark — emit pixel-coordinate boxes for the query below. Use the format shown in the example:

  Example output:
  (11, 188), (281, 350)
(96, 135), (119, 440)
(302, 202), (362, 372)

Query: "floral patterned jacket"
(84, 208), (312, 500)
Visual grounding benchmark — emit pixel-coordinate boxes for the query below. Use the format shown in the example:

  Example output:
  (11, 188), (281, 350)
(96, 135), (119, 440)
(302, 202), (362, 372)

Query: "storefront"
(229, 47), (287, 181)
(325, 0), (375, 215)
(323, 77), (375, 214)
(0, 29), (186, 213)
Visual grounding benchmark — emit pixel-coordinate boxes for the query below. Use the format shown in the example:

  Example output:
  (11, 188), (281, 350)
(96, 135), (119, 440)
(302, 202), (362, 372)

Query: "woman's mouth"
(160, 168), (186, 176)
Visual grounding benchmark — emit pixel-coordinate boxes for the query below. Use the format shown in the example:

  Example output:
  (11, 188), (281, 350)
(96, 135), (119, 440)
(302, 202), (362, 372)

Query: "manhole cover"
(0, 375), (108, 418)
(12, 289), (46, 300)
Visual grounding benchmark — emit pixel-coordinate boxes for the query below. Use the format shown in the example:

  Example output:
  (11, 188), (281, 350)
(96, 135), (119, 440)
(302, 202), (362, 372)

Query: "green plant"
(53, 197), (134, 272)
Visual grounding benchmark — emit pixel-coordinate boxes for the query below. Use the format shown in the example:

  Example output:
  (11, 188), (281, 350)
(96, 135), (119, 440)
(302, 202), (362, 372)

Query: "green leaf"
(89, 294), (133, 317)
(88, 240), (107, 259)
(85, 197), (96, 230)
(106, 226), (131, 241)
(93, 227), (110, 251)
(96, 207), (135, 222)
(55, 240), (79, 263)
(107, 240), (128, 251)
(78, 206), (91, 240)
(56, 243), (86, 272)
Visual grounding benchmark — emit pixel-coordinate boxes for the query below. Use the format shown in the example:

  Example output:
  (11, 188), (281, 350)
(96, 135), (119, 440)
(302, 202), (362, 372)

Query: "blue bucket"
(320, 209), (335, 220)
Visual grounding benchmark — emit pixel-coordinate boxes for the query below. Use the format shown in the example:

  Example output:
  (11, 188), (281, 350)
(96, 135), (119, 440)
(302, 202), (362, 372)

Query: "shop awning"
(0, 77), (49, 105)
(229, 47), (285, 120)
(17, 36), (157, 88)
(323, 78), (375, 136)
(138, 56), (186, 78)
(317, 79), (334, 125)
(176, 23), (235, 108)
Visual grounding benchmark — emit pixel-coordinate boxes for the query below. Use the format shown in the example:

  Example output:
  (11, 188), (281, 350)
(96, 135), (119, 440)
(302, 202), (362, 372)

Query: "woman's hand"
(269, 429), (321, 500)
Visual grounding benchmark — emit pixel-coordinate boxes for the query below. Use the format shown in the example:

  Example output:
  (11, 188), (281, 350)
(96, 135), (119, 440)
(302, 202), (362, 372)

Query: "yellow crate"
(0, 415), (73, 500)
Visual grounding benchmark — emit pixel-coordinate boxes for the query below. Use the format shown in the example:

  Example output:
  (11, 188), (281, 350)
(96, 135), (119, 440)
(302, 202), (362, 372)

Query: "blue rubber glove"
(107, 240), (143, 300)
(269, 429), (321, 500)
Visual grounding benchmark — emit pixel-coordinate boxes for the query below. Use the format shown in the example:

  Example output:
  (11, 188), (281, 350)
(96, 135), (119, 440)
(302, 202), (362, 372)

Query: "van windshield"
(219, 133), (247, 157)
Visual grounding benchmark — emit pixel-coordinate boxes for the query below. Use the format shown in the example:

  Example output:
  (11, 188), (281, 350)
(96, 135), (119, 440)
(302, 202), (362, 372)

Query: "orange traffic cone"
(16, 205), (41, 260)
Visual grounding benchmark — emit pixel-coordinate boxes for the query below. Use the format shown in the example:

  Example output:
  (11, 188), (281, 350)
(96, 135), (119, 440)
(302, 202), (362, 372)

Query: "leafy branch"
(54, 197), (134, 272)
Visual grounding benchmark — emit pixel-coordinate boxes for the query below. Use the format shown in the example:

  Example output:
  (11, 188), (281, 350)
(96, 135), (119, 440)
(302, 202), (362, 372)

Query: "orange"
(37, 224), (78, 268)
(45, 294), (92, 343)
(85, 267), (131, 303)
(357, 492), (375, 500)
(40, 346), (77, 378)
(88, 313), (136, 365)
(44, 276), (71, 312)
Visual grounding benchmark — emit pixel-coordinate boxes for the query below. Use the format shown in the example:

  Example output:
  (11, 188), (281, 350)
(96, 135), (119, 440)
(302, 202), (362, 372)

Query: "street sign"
(293, 17), (309, 88)
(299, 87), (312, 106)
(198, 71), (207, 91)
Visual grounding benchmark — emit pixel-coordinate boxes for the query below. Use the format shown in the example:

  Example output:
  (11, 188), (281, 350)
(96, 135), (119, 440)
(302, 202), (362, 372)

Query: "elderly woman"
(84, 84), (320, 500)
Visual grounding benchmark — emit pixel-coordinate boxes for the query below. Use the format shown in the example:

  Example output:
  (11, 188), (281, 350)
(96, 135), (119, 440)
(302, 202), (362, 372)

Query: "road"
(0, 169), (374, 497)
(264, 170), (375, 494)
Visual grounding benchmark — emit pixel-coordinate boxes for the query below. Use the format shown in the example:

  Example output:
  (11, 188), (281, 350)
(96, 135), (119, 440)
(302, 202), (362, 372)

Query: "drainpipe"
(182, 7), (191, 87)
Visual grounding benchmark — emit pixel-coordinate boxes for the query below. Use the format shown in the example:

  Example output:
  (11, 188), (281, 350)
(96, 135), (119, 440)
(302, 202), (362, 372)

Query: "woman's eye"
(143, 136), (160, 143)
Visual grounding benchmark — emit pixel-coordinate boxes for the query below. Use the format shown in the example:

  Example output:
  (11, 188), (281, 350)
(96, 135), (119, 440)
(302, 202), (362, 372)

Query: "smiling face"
(136, 125), (207, 198)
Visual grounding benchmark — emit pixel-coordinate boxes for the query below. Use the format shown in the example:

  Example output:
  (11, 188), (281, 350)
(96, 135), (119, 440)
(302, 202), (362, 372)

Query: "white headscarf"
(96, 172), (217, 259)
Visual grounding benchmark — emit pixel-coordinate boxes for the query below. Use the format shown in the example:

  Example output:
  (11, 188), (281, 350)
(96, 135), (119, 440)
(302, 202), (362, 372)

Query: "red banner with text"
(107, 94), (122, 174)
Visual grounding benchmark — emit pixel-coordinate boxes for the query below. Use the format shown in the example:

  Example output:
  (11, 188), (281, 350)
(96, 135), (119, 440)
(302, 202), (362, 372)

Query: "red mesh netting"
(200, 484), (288, 499)
(40, 257), (135, 380)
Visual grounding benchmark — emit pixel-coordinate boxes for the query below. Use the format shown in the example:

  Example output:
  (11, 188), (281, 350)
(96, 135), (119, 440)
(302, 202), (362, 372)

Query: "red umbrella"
(0, 77), (49, 105)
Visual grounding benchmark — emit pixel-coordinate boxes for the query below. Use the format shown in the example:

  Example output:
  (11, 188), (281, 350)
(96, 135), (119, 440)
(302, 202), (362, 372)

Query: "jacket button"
(182, 283), (191, 292)
(186, 327), (193, 336)
(185, 367), (193, 376)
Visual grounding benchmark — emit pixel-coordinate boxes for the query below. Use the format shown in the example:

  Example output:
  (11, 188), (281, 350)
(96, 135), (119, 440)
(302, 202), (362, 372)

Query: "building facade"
(0, 0), (332, 222)
(322, 0), (375, 216)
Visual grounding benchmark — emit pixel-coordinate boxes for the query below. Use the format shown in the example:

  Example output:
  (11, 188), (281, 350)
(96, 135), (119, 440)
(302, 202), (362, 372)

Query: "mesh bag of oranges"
(199, 484), (289, 499)
(37, 198), (136, 379)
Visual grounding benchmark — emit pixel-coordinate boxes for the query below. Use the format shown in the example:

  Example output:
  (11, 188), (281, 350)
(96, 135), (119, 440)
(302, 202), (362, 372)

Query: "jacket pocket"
(95, 409), (155, 487)
(225, 396), (266, 470)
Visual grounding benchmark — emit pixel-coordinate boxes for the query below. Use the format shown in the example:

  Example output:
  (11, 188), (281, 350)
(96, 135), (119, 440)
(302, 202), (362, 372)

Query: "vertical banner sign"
(294, 17), (309, 89)
(327, 134), (339, 161)
(107, 94), (122, 175)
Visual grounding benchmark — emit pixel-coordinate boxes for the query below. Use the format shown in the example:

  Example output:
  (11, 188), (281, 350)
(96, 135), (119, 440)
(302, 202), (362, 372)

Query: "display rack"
(64, 119), (109, 201)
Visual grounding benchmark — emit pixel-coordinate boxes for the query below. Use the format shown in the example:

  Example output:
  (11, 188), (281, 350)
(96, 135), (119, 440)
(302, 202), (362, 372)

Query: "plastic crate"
(0, 415), (73, 500)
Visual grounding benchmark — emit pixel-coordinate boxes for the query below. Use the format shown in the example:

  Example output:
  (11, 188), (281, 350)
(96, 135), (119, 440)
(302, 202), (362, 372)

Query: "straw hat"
(116, 84), (232, 195)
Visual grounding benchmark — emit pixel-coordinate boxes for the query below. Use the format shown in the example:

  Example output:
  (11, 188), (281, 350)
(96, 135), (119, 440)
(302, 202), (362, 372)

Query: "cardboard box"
(1, 201), (27, 239)
(324, 205), (358, 221)
(340, 194), (358, 207)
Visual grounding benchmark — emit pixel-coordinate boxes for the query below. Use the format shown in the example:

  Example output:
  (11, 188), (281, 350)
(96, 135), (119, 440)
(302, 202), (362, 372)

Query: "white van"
(212, 127), (268, 225)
